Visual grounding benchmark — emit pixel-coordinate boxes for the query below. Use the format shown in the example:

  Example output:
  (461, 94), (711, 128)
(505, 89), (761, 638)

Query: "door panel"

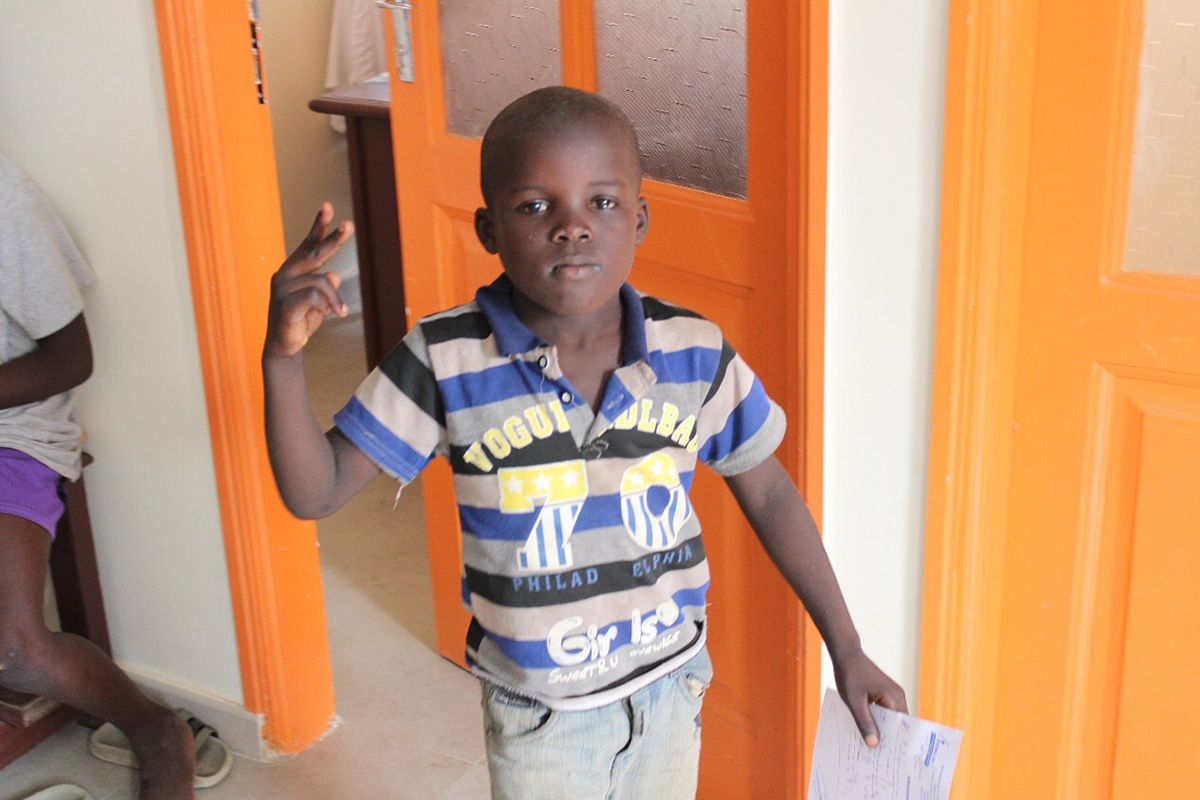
(437, 0), (563, 137)
(1108, 382), (1200, 797)
(381, 2), (813, 795)
(591, 0), (749, 197)
(1122, 0), (1200, 276)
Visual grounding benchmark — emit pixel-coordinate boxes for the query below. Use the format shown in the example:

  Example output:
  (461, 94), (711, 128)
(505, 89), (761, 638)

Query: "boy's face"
(475, 121), (649, 321)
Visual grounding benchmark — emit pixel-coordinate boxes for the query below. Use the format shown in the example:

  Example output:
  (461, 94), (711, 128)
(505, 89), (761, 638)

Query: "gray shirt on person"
(0, 154), (96, 480)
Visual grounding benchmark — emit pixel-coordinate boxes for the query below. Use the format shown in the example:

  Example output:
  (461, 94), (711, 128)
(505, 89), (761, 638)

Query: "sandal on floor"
(21, 785), (95, 800)
(87, 711), (233, 789)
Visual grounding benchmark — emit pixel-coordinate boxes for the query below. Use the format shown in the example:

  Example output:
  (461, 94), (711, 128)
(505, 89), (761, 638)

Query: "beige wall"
(259, 0), (359, 284)
(824, 0), (947, 707)
(0, 3), (243, 702)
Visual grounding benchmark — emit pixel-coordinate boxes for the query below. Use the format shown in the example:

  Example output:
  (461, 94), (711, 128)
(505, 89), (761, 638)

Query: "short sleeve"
(693, 340), (786, 476)
(0, 165), (95, 340)
(333, 322), (446, 482)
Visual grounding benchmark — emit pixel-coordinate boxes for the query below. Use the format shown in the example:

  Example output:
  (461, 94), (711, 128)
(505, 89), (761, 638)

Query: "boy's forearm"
(262, 353), (342, 518)
(757, 490), (863, 660)
(726, 458), (863, 661)
(729, 456), (908, 741)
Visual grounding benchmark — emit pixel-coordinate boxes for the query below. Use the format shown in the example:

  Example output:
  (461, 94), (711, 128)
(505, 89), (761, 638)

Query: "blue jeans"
(480, 647), (714, 800)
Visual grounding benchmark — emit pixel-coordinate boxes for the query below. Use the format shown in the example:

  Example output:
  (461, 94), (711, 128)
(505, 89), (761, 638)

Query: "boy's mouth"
(550, 257), (601, 279)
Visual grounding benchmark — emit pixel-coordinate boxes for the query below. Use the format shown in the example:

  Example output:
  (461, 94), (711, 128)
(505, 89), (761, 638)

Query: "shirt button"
(560, 391), (573, 404)
(537, 355), (549, 369)
(583, 440), (609, 458)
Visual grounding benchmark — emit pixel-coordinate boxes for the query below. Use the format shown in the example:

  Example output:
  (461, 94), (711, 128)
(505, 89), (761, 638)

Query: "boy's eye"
(592, 196), (618, 210)
(518, 200), (549, 214)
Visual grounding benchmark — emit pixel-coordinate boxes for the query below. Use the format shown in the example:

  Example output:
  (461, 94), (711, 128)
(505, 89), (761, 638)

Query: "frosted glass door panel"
(594, 0), (747, 198)
(1124, 0), (1200, 275)
(439, 1), (563, 138)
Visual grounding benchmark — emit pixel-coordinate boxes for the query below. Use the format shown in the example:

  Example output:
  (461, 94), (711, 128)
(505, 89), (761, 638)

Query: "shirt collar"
(475, 274), (650, 365)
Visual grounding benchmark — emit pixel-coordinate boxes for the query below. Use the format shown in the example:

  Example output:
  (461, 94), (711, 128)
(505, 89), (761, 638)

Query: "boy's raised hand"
(265, 203), (355, 359)
(833, 648), (908, 747)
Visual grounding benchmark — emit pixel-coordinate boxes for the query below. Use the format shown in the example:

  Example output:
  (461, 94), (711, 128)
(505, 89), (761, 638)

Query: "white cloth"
(325, 0), (388, 132)
(0, 154), (96, 479)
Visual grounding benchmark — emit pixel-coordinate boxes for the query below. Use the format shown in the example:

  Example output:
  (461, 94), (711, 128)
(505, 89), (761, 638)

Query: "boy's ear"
(634, 197), (650, 245)
(474, 207), (498, 254)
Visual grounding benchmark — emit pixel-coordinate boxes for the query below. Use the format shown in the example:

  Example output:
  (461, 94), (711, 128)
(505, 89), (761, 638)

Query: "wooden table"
(309, 81), (408, 369)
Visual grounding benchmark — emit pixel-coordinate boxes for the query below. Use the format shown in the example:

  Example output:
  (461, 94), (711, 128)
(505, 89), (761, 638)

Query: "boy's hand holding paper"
(808, 689), (963, 800)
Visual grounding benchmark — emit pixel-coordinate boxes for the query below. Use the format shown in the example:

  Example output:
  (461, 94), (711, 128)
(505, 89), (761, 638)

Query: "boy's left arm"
(724, 454), (907, 746)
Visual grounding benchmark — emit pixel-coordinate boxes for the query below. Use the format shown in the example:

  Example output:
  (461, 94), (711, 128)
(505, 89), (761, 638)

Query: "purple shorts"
(0, 448), (65, 539)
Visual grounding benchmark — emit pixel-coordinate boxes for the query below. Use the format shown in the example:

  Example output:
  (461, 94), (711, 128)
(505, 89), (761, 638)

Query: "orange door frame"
(795, 1), (831, 786)
(153, 1), (335, 753)
(920, 0), (1039, 790)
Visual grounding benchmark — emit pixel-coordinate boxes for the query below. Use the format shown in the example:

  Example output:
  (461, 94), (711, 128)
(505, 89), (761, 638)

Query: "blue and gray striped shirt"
(335, 275), (785, 709)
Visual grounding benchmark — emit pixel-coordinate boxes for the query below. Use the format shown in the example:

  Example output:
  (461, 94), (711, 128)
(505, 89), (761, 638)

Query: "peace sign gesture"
(264, 203), (355, 359)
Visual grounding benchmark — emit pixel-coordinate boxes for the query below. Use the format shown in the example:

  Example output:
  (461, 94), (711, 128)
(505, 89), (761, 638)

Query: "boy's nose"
(551, 214), (591, 243)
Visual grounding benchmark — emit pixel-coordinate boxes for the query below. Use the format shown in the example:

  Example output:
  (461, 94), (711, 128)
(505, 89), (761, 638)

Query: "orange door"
(999, 3), (1200, 796)
(924, 1), (1200, 797)
(380, 2), (823, 796)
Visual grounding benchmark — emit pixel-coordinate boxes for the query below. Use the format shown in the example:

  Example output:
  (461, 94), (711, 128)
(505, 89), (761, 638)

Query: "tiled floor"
(0, 316), (490, 800)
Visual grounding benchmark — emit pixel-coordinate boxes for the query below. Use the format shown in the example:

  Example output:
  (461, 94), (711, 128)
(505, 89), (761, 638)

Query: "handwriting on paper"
(808, 689), (963, 800)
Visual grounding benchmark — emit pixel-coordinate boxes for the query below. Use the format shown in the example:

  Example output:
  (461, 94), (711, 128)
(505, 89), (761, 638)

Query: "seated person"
(0, 153), (195, 800)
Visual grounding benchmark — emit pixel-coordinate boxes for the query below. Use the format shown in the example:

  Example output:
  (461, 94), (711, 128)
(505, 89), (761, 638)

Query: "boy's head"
(475, 86), (649, 321)
(479, 86), (642, 208)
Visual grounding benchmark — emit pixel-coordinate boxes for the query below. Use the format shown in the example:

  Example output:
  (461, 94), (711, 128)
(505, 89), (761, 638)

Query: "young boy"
(263, 86), (905, 798)
(0, 153), (196, 800)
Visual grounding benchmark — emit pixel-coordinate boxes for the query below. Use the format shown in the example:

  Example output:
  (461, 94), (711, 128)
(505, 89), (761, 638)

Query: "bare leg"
(0, 514), (195, 800)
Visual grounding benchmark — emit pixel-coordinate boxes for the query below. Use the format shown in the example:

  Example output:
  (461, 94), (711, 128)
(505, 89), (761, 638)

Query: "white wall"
(824, 1), (948, 706)
(0, 3), (243, 702)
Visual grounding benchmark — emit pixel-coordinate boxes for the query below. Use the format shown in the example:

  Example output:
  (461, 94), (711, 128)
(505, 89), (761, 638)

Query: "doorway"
(155, 2), (828, 795)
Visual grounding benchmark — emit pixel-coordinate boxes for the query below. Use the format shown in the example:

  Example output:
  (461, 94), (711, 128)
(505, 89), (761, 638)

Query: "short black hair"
(479, 86), (641, 207)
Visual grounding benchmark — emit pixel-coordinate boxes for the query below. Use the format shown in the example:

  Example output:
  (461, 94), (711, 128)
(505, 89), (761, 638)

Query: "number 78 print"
(498, 454), (692, 573)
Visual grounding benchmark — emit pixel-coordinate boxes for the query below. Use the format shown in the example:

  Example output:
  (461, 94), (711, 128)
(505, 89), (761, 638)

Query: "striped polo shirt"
(334, 275), (785, 710)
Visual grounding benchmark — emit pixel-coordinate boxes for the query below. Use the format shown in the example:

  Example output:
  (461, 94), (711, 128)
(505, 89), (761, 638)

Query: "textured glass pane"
(1124, 0), (1200, 275)
(594, 0), (747, 198)
(439, 1), (563, 138)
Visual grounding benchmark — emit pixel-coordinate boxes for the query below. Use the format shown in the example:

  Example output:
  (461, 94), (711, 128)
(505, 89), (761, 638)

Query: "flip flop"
(20, 785), (95, 800)
(87, 711), (233, 789)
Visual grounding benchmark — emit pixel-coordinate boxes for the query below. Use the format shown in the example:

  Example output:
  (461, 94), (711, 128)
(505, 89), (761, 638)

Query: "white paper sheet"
(808, 689), (963, 800)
